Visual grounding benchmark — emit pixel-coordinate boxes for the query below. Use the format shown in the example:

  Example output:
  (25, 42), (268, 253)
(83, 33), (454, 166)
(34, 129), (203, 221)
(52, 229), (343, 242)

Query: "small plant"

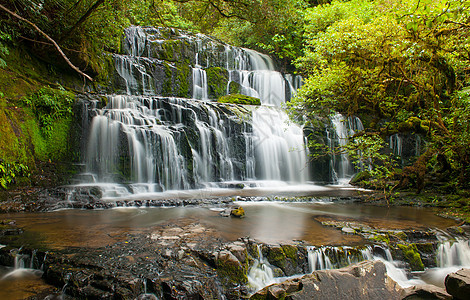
(21, 86), (74, 138)
(0, 160), (30, 189)
(345, 134), (399, 204)
(0, 30), (11, 68)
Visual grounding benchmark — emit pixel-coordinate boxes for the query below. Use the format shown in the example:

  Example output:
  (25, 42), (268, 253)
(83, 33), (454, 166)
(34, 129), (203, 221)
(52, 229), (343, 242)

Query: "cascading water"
(329, 114), (364, 184)
(80, 26), (309, 195)
(247, 245), (276, 292)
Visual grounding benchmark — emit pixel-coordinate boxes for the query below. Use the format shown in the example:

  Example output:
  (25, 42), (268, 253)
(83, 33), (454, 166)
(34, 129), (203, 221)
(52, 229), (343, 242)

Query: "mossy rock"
(228, 81), (241, 95)
(216, 251), (248, 287)
(349, 171), (371, 185)
(397, 243), (425, 271)
(218, 94), (261, 106)
(231, 206), (245, 218)
(281, 245), (298, 261)
(206, 67), (229, 99)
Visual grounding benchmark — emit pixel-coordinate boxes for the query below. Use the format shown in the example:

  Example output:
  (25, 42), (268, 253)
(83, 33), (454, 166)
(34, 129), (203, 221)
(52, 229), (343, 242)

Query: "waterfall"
(253, 107), (308, 182)
(85, 95), (252, 192)
(80, 26), (310, 196)
(437, 240), (470, 267)
(247, 245), (276, 292)
(329, 114), (364, 184)
(305, 244), (426, 288)
(306, 245), (376, 272)
(1, 249), (43, 280)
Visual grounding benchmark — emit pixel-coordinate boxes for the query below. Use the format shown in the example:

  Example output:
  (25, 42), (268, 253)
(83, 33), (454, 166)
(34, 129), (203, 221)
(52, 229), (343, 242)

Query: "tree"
(290, 0), (470, 190)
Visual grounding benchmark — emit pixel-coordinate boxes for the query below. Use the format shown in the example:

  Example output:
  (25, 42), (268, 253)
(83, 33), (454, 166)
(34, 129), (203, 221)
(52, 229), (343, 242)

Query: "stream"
(1, 200), (468, 299)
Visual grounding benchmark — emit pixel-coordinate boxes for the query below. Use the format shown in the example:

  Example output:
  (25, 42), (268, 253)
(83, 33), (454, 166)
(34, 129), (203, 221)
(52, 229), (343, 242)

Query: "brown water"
(0, 201), (459, 300)
(0, 202), (457, 249)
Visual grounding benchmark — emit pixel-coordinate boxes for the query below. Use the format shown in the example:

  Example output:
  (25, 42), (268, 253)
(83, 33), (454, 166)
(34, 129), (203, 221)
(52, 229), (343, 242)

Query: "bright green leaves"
(0, 30), (11, 69)
(0, 160), (29, 189)
(22, 86), (74, 138)
(293, 0), (470, 190)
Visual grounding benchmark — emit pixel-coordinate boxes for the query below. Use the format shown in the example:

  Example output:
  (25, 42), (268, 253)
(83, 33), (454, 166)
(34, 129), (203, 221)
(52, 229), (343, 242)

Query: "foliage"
(0, 160), (30, 189)
(21, 86), (74, 138)
(0, 30), (11, 68)
(345, 134), (399, 201)
(218, 94), (261, 106)
(291, 0), (470, 191)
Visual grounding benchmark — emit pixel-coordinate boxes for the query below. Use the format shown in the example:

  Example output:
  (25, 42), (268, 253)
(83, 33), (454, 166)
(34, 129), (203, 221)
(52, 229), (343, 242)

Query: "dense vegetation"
(0, 0), (469, 205)
(289, 0), (470, 200)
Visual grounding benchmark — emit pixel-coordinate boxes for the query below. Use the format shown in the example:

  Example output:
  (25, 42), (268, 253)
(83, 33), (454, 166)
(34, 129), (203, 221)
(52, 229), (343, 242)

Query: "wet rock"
(445, 268), (470, 299)
(231, 206), (245, 218)
(342, 227), (355, 234)
(216, 249), (248, 287)
(251, 260), (403, 299)
(227, 241), (247, 263)
(402, 284), (451, 299)
(220, 209), (231, 217)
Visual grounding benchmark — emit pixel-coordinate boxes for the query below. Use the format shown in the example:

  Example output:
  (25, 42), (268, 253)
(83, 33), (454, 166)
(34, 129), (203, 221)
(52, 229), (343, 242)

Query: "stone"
(231, 206), (245, 218)
(445, 268), (470, 300)
(402, 284), (452, 299)
(342, 227), (355, 234)
(250, 260), (403, 299)
(227, 243), (247, 263)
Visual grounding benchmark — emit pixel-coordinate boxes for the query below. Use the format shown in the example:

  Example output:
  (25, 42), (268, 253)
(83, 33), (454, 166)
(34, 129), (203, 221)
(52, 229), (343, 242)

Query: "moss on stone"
(230, 206), (245, 218)
(218, 94), (261, 106)
(216, 254), (248, 286)
(372, 234), (390, 245)
(350, 171), (371, 185)
(397, 243), (424, 271)
(228, 81), (241, 95)
(415, 243), (434, 254)
(162, 63), (173, 96)
(281, 245), (298, 261)
(267, 246), (287, 270)
(206, 67), (228, 99)
(176, 63), (190, 98)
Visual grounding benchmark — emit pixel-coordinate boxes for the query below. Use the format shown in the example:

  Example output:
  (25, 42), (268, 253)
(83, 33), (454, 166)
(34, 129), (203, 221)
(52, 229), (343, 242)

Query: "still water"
(0, 201), (457, 249)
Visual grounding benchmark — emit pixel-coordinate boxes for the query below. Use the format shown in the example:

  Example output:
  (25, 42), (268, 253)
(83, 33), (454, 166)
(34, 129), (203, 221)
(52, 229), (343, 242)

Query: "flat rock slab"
(445, 268), (470, 299)
(402, 284), (451, 299)
(251, 260), (403, 299)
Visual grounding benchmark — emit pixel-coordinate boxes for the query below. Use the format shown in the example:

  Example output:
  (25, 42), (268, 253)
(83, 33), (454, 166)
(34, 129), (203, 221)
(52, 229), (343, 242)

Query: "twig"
(0, 4), (93, 82)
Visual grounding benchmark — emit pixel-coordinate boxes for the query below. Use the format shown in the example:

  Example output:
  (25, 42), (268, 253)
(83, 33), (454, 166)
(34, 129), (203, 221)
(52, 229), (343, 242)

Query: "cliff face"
(0, 44), (86, 192)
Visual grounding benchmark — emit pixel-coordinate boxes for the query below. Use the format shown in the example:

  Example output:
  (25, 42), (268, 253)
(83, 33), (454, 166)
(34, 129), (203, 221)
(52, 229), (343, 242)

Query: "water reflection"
(0, 202), (457, 249)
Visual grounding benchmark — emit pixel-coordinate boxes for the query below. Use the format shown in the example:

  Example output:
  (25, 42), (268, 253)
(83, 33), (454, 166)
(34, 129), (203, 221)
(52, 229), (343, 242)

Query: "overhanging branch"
(0, 4), (93, 82)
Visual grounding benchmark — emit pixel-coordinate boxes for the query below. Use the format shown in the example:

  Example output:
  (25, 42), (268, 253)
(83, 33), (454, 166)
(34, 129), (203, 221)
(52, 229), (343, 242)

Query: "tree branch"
(0, 4), (93, 82)
(59, 0), (105, 43)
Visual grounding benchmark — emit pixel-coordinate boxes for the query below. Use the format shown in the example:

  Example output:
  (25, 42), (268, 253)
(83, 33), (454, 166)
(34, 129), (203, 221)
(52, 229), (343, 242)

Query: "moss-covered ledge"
(218, 94), (261, 106)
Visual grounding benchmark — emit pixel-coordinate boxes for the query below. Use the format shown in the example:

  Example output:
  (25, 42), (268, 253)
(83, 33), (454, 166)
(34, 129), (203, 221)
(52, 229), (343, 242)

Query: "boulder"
(231, 206), (245, 218)
(251, 260), (403, 299)
(402, 284), (451, 299)
(445, 268), (470, 299)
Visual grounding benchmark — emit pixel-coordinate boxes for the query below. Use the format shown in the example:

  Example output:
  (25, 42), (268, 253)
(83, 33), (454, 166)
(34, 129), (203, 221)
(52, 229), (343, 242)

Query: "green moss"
(230, 206), (245, 218)
(281, 245), (298, 261)
(176, 63), (190, 98)
(206, 67), (228, 99)
(216, 256), (248, 286)
(218, 94), (261, 105)
(228, 81), (241, 94)
(350, 170), (371, 185)
(162, 63), (173, 96)
(267, 246), (287, 269)
(397, 243), (424, 271)
(372, 234), (390, 245)
(415, 243), (434, 254)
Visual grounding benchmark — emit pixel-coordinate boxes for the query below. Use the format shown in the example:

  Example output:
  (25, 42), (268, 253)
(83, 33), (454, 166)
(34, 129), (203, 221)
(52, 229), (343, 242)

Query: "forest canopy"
(290, 0), (470, 193)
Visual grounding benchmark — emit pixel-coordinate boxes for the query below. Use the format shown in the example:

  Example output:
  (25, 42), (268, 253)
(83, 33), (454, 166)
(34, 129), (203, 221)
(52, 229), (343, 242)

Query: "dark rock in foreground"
(251, 260), (403, 299)
(445, 268), (470, 300)
(402, 284), (451, 299)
